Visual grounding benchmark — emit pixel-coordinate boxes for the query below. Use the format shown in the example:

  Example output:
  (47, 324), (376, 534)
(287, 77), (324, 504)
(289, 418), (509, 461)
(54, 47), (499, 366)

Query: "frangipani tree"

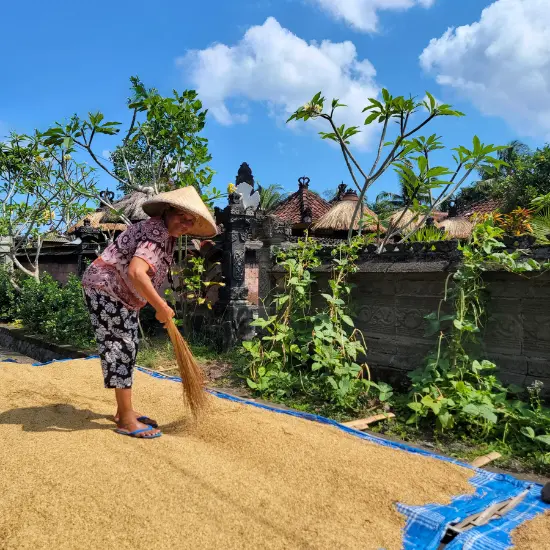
(288, 90), (507, 246)
(0, 133), (96, 281)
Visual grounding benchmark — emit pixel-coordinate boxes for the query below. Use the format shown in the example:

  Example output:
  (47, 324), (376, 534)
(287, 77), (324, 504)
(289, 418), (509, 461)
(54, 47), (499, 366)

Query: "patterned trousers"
(84, 288), (139, 389)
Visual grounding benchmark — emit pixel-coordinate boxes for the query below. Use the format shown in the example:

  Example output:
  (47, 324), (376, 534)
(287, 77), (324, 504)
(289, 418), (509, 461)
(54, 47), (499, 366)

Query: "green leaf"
(408, 402), (423, 412)
(341, 315), (354, 327)
(437, 411), (452, 429)
(425, 92), (436, 111)
(473, 135), (481, 154)
(462, 403), (480, 417)
(364, 112), (379, 125)
(478, 405), (497, 424)
(521, 426), (536, 439)
(535, 435), (550, 446)
(246, 378), (258, 389)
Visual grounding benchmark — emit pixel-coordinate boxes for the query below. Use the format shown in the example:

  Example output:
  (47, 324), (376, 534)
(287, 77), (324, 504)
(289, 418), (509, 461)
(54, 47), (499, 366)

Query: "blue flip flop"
(115, 427), (162, 439)
(137, 416), (158, 428)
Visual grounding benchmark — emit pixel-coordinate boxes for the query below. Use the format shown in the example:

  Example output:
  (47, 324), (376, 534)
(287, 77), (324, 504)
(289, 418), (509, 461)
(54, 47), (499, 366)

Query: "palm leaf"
(531, 208), (550, 244)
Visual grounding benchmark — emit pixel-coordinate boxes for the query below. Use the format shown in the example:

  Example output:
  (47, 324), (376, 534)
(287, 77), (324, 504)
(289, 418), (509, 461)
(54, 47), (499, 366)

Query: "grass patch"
(137, 336), (249, 392)
(369, 418), (550, 477)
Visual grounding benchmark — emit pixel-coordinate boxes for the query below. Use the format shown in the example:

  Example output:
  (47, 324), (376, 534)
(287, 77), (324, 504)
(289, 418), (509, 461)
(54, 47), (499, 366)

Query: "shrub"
(17, 273), (94, 348)
(0, 265), (18, 321)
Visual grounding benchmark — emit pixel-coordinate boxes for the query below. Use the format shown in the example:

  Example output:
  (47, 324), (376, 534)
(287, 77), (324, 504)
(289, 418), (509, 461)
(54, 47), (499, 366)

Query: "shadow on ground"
(0, 404), (112, 432)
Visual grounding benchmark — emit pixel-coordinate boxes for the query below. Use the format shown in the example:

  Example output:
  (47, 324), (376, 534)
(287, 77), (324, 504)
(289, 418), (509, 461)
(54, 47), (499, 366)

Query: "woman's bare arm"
(128, 256), (174, 324)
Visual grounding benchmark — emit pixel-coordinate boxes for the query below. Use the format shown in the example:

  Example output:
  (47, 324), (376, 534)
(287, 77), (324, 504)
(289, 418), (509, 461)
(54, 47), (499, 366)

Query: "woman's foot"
(114, 410), (158, 428)
(116, 415), (161, 438)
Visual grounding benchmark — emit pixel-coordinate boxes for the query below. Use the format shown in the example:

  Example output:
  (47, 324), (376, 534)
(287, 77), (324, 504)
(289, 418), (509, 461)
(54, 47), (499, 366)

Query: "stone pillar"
(257, 215), (291, 318)
(214, 193), (260, 351)
(74, 220), (102, 277)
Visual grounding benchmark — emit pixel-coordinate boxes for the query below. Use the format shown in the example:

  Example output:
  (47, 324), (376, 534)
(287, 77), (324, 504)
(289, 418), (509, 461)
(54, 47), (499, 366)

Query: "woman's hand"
(155, 303), (175, 325)
(128, 257), (175, 325)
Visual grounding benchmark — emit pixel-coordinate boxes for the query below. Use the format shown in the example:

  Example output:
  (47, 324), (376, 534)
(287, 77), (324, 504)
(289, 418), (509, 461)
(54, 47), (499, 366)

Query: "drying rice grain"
(512, 511), (550, 549)
(0, 359), (475, 550)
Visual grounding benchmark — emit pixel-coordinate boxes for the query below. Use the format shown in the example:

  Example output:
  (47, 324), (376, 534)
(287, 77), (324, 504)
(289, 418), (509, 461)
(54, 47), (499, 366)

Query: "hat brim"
(142, 198), (218, 239)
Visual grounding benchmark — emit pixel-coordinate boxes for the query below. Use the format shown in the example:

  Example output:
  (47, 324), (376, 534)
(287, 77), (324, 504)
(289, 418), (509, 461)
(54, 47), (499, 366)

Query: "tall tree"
(477, 140), (529, 183)
(42, 77), (221, 208)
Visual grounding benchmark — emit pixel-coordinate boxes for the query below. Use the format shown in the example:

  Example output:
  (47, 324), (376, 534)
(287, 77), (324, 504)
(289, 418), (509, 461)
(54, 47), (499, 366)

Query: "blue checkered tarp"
(10, 355), (549, 549)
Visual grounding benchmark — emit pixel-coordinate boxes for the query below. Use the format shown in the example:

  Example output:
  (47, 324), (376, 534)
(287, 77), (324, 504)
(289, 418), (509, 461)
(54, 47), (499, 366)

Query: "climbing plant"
(243, 235), (392, 411)
(406, 215), (550, 464)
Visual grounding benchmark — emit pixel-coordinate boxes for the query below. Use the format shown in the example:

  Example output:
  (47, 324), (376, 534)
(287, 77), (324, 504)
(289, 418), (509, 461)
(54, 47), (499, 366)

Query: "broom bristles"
(164, 319), (208, 417)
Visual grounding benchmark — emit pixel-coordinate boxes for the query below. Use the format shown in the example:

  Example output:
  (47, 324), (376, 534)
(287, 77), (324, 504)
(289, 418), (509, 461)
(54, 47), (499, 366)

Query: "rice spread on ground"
(511, 511), (550, 549)
(0, 359), (476, 549)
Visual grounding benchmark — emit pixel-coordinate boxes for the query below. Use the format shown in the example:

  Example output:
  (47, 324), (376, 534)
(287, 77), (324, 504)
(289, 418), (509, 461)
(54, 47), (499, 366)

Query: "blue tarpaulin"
(21, 355), (550, 549)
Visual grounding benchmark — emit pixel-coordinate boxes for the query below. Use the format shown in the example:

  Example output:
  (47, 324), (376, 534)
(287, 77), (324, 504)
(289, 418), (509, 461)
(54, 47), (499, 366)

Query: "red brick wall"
(245, 263), (259, 305)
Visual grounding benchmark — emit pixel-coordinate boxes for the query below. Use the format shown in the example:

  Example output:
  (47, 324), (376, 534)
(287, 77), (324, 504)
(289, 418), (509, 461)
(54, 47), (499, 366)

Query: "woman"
(82, 186), (217, 439)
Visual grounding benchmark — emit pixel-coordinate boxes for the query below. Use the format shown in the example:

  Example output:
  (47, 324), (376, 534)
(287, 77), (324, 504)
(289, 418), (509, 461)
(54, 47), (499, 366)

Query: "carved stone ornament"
(235, 182), (260, 212)
(261, 215), (292, 240)
(232, 250), (246, 282)
(235, 162), (254, 187)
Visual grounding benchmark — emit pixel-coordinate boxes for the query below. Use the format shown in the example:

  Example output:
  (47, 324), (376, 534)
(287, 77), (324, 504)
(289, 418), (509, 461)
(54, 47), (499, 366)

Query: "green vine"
(407, 215), (550, 464)
(243, 234), (392, 411)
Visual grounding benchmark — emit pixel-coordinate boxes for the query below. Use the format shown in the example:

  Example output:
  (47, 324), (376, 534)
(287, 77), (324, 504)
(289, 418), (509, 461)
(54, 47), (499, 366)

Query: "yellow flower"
(42, 210), (55, 222)
(35, 156), (44, 163)
(63, 154), (72, 161)
(227, 183), (236, 194)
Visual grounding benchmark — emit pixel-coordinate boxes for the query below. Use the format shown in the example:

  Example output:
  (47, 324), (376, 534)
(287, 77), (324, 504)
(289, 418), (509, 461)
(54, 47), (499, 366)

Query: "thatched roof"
(41, 231), (72, 245)
(387, 208), (423, 232)
(68, 190), (154, 234)
(313, 190), (381, 232)
(68, 211), (128, 235)
(100, 190), (152, 223)
(272, 177), (331, 226)
(431, 210), (448, 223)
(436, 216), (473, 239)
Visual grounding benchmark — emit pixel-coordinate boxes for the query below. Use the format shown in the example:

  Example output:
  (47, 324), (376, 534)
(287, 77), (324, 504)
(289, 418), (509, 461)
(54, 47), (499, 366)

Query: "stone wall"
(20, 257), (80, 284)
(311, 267), (550, 394)
(0, 325), (91, 364)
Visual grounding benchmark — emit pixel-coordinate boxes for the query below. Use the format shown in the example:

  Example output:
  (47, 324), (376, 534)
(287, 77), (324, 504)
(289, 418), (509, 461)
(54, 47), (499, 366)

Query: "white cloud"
(309, 0), (436, 33)
(101, 149), (111, 160)
(420, 0), (550, 139)
(179, 17), (381, 149)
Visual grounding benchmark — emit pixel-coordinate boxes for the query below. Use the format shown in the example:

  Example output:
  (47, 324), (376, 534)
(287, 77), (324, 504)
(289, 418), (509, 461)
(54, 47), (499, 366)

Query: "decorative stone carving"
(232, 250), (245, 282)
(260, 215), (291, 241)
(236, 162), (254, 187)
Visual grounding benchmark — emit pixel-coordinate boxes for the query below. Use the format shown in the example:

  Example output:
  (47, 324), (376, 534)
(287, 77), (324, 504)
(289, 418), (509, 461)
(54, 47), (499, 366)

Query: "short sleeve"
(133, 241), (163, 273)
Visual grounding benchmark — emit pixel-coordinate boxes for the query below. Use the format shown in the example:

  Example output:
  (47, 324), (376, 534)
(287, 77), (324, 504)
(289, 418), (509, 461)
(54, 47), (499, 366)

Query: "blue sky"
(2, 0), (548, 203)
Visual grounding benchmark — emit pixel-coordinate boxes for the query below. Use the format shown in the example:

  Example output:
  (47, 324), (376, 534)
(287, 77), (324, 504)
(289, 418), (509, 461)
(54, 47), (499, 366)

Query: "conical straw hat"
(142, 186), (218, 238)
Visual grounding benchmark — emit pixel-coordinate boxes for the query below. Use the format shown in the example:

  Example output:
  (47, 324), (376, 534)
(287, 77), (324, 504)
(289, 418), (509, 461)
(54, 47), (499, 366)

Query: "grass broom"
(164, 318), (208, 417)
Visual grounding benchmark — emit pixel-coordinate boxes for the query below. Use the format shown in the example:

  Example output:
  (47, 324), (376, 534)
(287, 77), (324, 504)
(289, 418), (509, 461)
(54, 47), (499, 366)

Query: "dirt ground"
(0, 359), (479, 549)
